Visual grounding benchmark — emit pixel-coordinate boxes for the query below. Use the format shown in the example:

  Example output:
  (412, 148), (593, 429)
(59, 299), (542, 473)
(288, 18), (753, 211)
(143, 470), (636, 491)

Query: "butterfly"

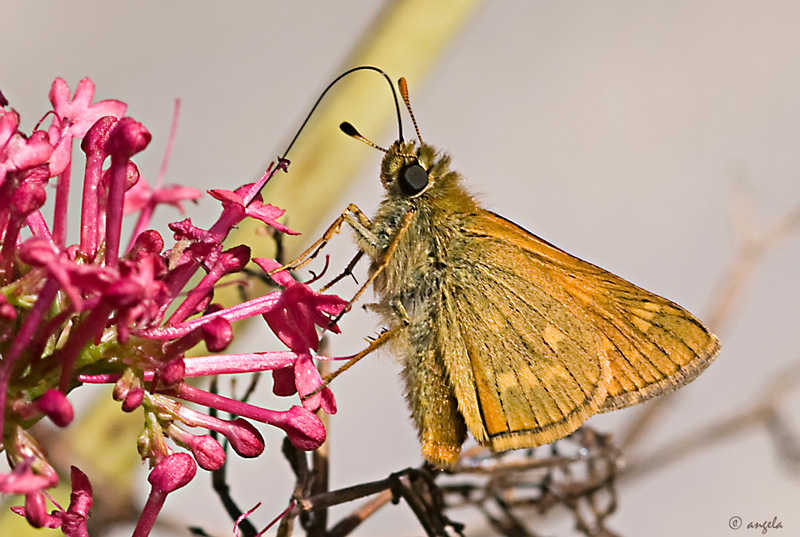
(288, 74), (720, 468)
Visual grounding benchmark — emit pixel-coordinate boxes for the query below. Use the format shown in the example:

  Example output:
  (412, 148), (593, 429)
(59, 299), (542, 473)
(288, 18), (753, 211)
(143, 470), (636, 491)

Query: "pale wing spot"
(639, 301), (662, 313)
(630, 315), (652, 334)
(629, 307), (657, 321)
(542, 324), (566, 352)
(496, 371), (518, 390)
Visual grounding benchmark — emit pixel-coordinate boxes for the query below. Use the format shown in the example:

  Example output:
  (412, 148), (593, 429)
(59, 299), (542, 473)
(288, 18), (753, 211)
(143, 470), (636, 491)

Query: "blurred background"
(2, 1), (799, 536)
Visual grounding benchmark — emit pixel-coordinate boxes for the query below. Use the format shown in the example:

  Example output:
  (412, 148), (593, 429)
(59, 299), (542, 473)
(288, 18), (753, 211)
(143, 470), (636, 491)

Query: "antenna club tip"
(339, 122), (359, 137)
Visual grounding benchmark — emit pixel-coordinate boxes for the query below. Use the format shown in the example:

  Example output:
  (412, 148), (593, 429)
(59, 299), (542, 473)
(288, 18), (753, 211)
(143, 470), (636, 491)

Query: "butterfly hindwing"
(444, 210), (718, 445)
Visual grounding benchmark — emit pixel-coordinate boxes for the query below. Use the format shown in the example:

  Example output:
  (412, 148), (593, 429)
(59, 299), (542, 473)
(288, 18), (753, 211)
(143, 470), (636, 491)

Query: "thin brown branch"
(623, 362), (800, 480)
(327, 489), (394, 537)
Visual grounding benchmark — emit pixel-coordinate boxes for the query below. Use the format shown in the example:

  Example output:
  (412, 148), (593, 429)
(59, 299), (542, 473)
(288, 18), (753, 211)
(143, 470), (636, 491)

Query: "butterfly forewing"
(439, 212), (612, 452)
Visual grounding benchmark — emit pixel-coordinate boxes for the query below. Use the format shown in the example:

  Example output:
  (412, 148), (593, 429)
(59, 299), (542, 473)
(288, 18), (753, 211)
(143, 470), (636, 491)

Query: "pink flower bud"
(201, 316), (233, 352)
(101, 160), (140, 191)
(23, 492), (48, 528)
(274, 406), (326, 451)
(122, 388), (144, 412)
(148, 453), (196, 493)
(35, 389), (74, 427)
(11, 167), (49, 216)
(80, 116), (118, 155)
(128, 230), (165, 260)
(223, 418), (265, 458)
(187, 435), (225, 471)
(106, 117), (151, 158)
(159, 359), (186, 386)
(135, 454), (195, 537)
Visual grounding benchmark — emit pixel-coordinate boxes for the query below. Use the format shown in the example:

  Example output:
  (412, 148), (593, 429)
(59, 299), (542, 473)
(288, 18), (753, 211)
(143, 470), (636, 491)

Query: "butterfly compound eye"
(398, 163), (429, 195)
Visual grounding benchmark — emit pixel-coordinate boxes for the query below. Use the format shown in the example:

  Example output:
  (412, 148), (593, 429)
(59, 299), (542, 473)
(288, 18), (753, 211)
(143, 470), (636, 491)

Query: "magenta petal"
(207, 188), (243, 204)
(294, 354), (323, 411)
(272, 367), (296, 396)
(320, 387), (337, 415)
(200, 316), (233, 352)
(65, 466), (93, 518)
(48, 78), (72, 114)
(47, 134), (73, 177)
(253, 257), (292, 286)
(122, 176), (152, 213)
(0, 463), (57, 495)
(245, 202), (297, 235)
(263, 309), (304, 352)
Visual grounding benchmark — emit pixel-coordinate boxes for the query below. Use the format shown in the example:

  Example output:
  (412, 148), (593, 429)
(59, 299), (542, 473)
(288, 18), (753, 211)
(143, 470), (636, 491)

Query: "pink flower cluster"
(0, 78), (347, 536)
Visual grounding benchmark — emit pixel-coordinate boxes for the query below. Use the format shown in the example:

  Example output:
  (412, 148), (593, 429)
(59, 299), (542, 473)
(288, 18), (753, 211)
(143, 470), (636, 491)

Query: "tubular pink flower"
(136, 291), (282, 340)
(47, 77), (126, 177)
(167, 244), (251, 325)
(0, 110), (53, 186)
(78, 350), (304, 383)
(170, 383), (326, 450)
(159, 160), (289, 297)
(11, 466), (93, 536)
(104, 118), (151, 266)
(254, 257), (347, 352)
(79, 115), (118, 259)
(122, 387), (145, 412)
(1, 165), (50, 279)
(209, 184), (298, 235)
(2, 77), (356, 534)
(167, 400), (265, 458)
(182, 351), (297, 376)
(47, 78), (124, 245)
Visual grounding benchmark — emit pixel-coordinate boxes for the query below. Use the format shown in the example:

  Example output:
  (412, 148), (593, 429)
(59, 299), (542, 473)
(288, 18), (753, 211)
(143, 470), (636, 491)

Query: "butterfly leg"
(325, 208), (416, 326)
(269, 204), (373, 274)
(320, 250), (364, 292)
(343, 208), (416, 307)
(301, 325), (400, 400)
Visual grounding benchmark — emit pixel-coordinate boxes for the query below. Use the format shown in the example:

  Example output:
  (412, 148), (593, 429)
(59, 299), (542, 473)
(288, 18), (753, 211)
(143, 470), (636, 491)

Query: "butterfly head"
(380, 140), (453, 200)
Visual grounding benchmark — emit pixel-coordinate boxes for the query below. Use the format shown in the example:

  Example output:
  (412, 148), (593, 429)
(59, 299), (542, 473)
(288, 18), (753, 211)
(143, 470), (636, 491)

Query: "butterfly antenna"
(281, 66), (403, 159)
(339, 121), (388, 153)
(248, 66), (403, 203)
(398, 77), (422, 144)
